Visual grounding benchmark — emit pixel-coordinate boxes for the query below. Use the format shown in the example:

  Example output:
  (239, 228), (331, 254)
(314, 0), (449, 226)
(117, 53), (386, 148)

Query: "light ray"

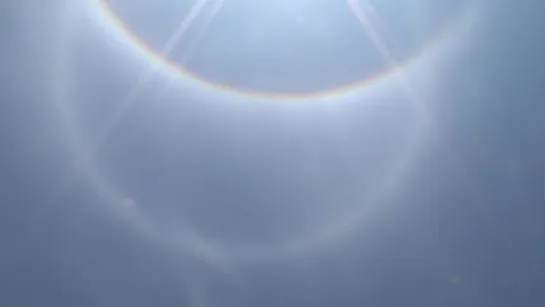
(99, 0), (216, 146)
(51, 0), (225, 205)
(76, 0), (221, 185)
(181, 0), (224, 64)
(347, 0), (431, 122)
(347, 2), (485, 226)
(162, 0), (224, 93)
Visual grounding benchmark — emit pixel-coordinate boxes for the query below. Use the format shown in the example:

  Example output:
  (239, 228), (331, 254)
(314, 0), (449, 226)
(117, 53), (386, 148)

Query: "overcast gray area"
(1, 0), (545, 306)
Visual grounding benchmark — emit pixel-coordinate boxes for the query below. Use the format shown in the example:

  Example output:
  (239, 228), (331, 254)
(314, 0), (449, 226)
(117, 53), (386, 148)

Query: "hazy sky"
(2, 0), (545, 306)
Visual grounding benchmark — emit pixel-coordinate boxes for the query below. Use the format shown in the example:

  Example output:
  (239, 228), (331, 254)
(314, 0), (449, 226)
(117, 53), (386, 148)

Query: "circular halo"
(52, 0), (479, 267)
(90, 0), (476, 103)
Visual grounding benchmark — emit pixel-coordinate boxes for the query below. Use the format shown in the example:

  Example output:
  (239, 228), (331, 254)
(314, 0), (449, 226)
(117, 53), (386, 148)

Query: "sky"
(1, 0), (545, 306)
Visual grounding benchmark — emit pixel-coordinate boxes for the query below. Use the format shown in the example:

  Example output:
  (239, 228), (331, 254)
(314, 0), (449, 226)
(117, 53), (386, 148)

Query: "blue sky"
(2, 0), (545, 306)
